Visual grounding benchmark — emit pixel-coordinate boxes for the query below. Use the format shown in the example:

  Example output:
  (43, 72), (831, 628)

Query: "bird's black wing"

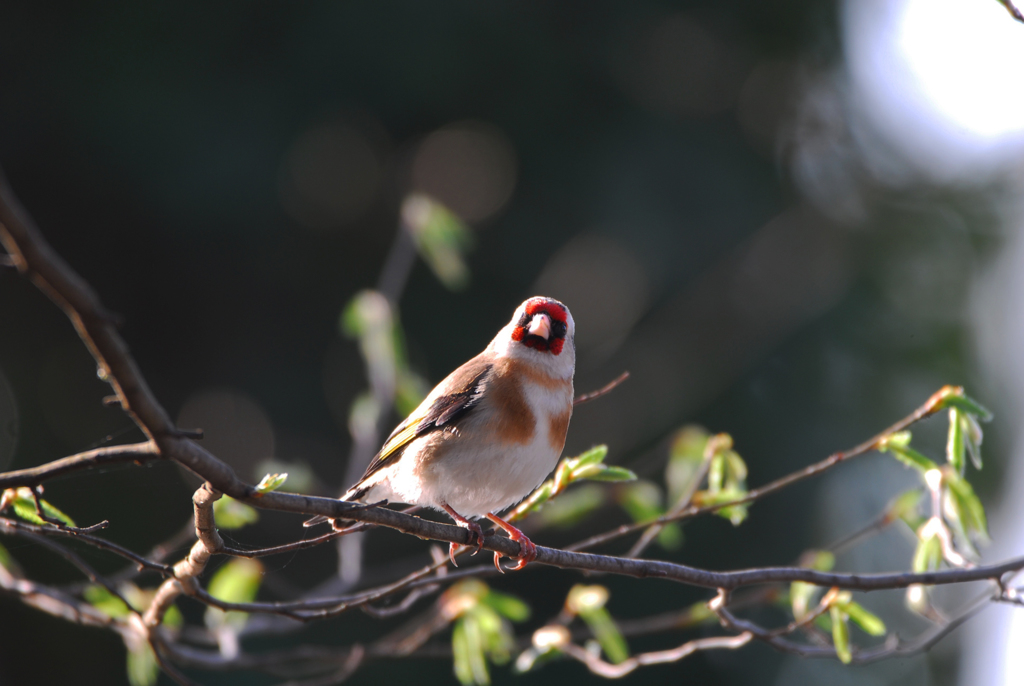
(356, 355), (493, 482)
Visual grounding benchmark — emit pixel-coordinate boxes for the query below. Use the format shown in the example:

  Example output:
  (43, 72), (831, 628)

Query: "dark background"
(0, 2), (1006, 685)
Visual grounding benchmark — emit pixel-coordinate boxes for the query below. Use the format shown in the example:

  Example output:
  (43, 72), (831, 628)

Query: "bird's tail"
(302, 482), (371, 528)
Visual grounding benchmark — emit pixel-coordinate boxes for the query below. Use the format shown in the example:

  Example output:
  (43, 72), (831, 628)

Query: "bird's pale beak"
(528, 313), (552, 340)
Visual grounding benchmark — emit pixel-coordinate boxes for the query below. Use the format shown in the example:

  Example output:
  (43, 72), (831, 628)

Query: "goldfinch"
(307, 296), (575, 571)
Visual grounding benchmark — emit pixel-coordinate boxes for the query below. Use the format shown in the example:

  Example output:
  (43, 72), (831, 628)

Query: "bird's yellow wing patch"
(377, 419), (424, 462)
(355, 358), (493, 483)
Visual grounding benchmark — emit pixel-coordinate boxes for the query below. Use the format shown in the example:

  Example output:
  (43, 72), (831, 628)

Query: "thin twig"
(626, 433), (719, 558)
(2, 164), (1022, 683)
(568, 384), (957, 552)
(573, 371), (630, 406)
(562, 632), (752, 678)
(0, 441), (159, 489)
(999, 0), (1024, 24)
(29, 486), (109, 533)
(3, 524), (138, 613)
(0, 517), (173, 575)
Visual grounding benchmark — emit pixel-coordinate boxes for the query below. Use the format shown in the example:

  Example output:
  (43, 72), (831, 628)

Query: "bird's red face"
(511, 298), (569, 355)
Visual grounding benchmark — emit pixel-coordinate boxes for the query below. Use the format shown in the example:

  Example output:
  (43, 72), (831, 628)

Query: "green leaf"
(790, 582), (816, 620)
(575, 465), (637, 482)
(585, 607), (629, 664)
(619, 481), (664, 523)
(803, 550), (836, 571)
(565, 585), (628, 663)
(912, 532), (942, 573)
(126, 642), (159, 686)
(84, 585), (131, 618)
(887, 489), (925, 529)
(666, 426), (710, 502)
(693, 489), (749, 525)
(878, 433), (939, 473)
(511, 481), (554, 519)
(254, 472), (288, 494)
(483, 590), (530, 623)
(656, 523), (684, 550)
(3, 487), (73, 526)
(841, 601), (886, 636)
(10, 498), (44, 525)
(453, 618), (475, 686)
(341, 290), (390, 337)
(254, 459), (314, 494)
(213, 496), (259, 529)
(947, 408), (965, 474)
(463, 614), (491, 685)
(708, 453), (725, 493)
(724, 450), (748, 487)
(0, 541), (12, 569)
(791, 551), (835, 619)
(945, 471), (989, 540)
(473, 605), (512, 665)
(622, 486), (683, 547)
(963, 414), (984, 471)
(39, 500), (76, 527)
(205, 558), (263, 631)
(209, 559), (263, 604)
(830, 605), (852, 664)
(573, 445), (609, 469)
(942, 394), (993, 422)
(882, 431), (912, 449)
(669, 426), (711, 462)
(163, 604), (184, 629)
(402, 194), (473, 291)
(535, 484), (605, 529)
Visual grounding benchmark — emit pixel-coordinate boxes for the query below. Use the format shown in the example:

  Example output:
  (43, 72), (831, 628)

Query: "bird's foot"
(441, 503), (484, 567)
(486, 513), (537, 572)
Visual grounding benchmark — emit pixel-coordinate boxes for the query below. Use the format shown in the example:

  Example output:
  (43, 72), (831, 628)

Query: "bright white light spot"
(845, 0), (1024, 180)
(898, 0), (1024, 139)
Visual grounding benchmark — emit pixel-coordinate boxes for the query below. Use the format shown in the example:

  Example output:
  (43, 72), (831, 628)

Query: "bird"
(306, 296), (575, 571)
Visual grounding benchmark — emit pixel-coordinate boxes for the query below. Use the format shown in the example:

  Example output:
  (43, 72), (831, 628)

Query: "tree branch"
(1, 163), (1021, 684)
(0, 441), (158, 489)
(569, 384), (958, 552)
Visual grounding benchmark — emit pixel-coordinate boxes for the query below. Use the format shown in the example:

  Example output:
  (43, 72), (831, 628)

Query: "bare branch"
(0, 441), (158, 489)
(569, 384), (959, 552)
(626, 432), (718, 558)
(998, 0), (1024, 24)
(0, 516), (173, 576)
(2, 162), (1022, 684)
(143, 483), (223, 628)
(573, 371), (630, 406)
(712, 586), (995, 663)
(562, 632), (753, 678)
(2, 521), (138, 614)
(0, 558), (118, 628)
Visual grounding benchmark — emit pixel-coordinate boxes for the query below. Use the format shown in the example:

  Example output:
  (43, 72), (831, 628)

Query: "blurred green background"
(2, 1), (1021, 685)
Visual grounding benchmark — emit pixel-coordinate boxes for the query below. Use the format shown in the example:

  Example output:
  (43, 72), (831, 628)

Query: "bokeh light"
(844, 0), (1024, 180)
(279, 120), (387, 231)
(410, 121), (517, 223)
(533, 234), (650, 362)
(176, 389), (275, 479)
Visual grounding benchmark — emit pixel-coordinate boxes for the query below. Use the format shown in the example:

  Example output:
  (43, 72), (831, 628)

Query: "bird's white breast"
(364, 373), (573, 519)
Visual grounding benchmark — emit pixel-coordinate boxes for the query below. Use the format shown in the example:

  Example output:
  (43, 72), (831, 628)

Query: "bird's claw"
(492, 530), (537, 573)
(448, 519), (484, 567)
